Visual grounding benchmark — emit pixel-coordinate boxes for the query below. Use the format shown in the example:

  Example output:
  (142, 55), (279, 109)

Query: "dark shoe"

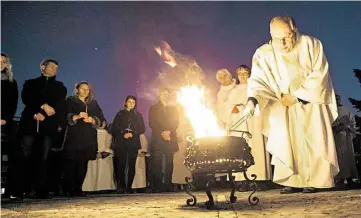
(9, 195), (24, 202)
(151, 188), (160, 193)
(35, 194), (53, 199)
(302, 187), (317, 193)
(166, 188), (175, 193)
(116, 188), (125, 194)
(280, 186), (302, 194)
(65, 191), (76, 198)
(76, 191), (86, 197)
(125, 188), (134, 194)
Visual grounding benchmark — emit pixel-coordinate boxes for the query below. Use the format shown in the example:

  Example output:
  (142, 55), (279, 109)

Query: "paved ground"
(1, 189), (361, 218)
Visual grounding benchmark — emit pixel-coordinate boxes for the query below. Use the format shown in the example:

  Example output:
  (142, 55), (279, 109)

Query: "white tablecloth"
(132, 134), (148, 189)
(82, 129), (116, 191)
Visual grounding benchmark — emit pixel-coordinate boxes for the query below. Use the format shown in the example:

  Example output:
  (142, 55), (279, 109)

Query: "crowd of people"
(1, 15), (360, 202)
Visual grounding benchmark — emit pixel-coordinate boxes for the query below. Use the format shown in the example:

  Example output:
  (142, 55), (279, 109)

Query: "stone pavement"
(1, 189), (361, 218)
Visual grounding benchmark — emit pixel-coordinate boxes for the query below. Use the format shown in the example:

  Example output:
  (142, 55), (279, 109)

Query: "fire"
(177, 85), (226, 138)
(154, 41), (177, 67)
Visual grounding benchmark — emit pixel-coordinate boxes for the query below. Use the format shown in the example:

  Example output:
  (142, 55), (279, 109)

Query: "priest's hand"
(1, 119), (6, 126)
(243, 101), (255, 117)
(281, 94), (297, 107)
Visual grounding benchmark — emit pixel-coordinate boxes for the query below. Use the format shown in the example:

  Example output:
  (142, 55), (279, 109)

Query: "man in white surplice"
(215, 69), (236, 180)
(226, 65), (271, 184)
(243, 16), (339, 194)
(216, 69), (236, 129)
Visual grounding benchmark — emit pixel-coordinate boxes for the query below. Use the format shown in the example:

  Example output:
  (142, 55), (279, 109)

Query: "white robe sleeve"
(217, 82), (236, 125)
(291, 38), (338, 120)
(248, 50), (282, 112)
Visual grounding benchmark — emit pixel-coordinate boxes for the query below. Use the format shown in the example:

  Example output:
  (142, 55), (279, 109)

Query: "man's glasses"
(271, 32), (294, 44)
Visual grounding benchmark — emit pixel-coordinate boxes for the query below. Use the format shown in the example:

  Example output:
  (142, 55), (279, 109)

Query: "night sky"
(2, 1), (361, 127)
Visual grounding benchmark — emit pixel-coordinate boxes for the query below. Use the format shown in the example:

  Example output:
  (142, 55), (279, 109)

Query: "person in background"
(18, 58), (67, 199)
(333, 95), (360, 189)
(1, 53), (19, 200)
(111, 95), (146, 194)
(63, 81), (105, 197)
(149, 87), (179, 192)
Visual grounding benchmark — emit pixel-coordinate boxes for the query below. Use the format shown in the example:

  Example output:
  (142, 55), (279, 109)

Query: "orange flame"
(177, 85), (226, 138)
(154, 41), (177, 68)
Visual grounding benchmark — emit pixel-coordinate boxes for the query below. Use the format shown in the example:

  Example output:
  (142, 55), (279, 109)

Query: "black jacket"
(111, 109), (145, 151)
(1, 77), (18, 124)
(148, 102), (179, 152)
(64, 96), (105, 160)
(18, 74), (67, 139)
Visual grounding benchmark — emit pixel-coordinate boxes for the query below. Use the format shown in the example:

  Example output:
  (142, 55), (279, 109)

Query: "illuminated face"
(160, 90), (170, 105)
(126, 98), (136, 110)
(217, 71), (233, 86)
(41, 62), (58, 77)
(270, 20), (297, 53)
(1, 56), (8, 71)
(237, 67), (250, 84)
(77, 84), (90, 98)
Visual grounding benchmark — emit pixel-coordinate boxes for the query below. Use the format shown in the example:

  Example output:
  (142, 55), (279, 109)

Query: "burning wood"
(155, 41), (224, 138)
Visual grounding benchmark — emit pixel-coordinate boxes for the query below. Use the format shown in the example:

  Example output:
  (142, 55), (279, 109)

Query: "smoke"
(136, 41), (208, 106)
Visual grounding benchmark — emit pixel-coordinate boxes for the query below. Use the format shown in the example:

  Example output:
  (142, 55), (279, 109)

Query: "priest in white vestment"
(243, 16), (339, 194)
(226, 65), (271, 183)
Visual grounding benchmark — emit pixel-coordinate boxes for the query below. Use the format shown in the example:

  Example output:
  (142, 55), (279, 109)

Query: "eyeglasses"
(271, 32), (294, 43)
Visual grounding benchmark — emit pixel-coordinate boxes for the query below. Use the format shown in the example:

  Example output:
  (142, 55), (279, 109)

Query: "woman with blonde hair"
(1, 53), (18, 127)
(1, 53), (19, 199)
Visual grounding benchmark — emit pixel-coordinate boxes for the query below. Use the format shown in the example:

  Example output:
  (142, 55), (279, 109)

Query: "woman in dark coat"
(63, 81), (105, 197)
(111, 95), (145, 193)
(1, 53), (18, 130)
(1, 53), (19, 199)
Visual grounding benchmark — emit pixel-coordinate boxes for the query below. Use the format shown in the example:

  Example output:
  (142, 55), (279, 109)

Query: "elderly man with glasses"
(243, 16), (339, 194)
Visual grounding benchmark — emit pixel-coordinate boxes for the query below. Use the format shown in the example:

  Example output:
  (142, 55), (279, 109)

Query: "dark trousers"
(1, 124), (17, 196)
(150, 149), (174, 190)
(114, 146), (138, 189)
(20, 134), (52, 196)
(63, 151), (88, 194)
(48, 151), (64, 195)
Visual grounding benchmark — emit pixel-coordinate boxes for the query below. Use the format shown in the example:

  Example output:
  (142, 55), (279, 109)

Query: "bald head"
(270, 16), (298, 53)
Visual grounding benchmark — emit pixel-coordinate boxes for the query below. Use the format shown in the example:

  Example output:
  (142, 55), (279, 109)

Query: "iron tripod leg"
(185, 177), (197, 206)
(228, 172), (237, 203)
(205, 174), (215, 209)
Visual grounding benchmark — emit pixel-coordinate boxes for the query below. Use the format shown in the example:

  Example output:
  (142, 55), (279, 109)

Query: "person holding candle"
(63, 81), (105, 197)
(18, 59), (67, 199)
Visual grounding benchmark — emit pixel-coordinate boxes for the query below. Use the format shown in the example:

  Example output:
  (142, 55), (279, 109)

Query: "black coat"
(148, 102), (179, 153)
(63, 96), (105, 160)
(1, 78), (18, 124)
(18, 74), (67, 139)
(111, 109), (145, 151)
